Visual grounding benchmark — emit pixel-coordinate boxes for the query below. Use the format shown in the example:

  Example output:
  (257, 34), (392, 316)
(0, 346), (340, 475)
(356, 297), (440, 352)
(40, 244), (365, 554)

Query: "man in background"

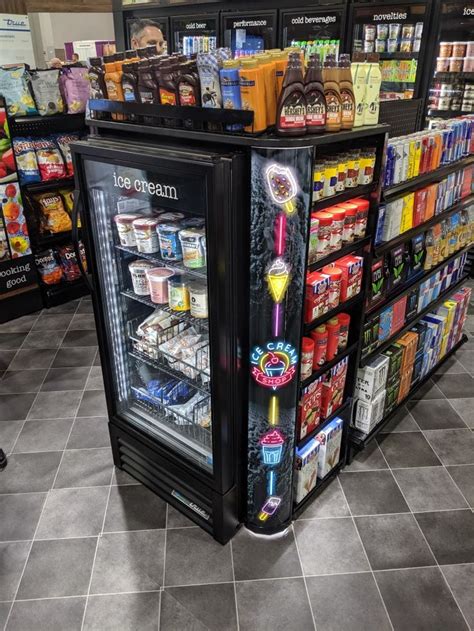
(130, 18), (166, 54)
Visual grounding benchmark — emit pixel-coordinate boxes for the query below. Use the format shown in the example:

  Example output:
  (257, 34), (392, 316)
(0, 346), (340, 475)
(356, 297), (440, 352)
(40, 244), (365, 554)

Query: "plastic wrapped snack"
(34, 191), (72, 234)
(0, 65), (38, 116)
(29, 69), (64, 116)
(59, 66), (90, 114)
(13, 137), (40, 184)
(34, 137), (66, 180)
(59, 188), (78, 226)
(78, 240), (87, 273)
(54, 133), (80, 176)
(56, 244), (81, 281)
(35, 248), (63, 285)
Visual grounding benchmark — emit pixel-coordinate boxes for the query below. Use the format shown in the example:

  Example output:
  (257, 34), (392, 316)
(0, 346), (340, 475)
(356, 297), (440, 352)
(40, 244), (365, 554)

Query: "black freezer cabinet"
(221, 10), (277, 55)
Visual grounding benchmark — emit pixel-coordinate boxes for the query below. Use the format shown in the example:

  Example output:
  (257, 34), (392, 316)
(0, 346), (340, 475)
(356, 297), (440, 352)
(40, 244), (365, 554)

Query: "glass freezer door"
(83, 158), (213, 473)
(170, 15), (218, 55)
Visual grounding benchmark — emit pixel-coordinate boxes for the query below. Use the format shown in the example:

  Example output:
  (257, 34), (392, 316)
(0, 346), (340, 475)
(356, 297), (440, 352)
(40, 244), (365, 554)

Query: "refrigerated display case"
(125, 15), (170, 54)
(71, 135), (248, 543)
(279, 6), (346, 60)
(221, 9), (277, 55)
(425, 1), (474, 121)
(170, 14), (218, 55)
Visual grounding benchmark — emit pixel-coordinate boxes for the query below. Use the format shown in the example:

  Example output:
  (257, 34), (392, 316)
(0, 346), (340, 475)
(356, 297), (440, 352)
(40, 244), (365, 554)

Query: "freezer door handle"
(72, 189), (94, 293)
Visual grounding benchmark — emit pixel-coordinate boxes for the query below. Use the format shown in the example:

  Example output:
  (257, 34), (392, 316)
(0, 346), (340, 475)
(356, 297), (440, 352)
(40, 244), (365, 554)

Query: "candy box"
(375, 203), (385, 246)
(316, 417), (343, 478)
(396, 331), (418, 370)
(362, 316), (380, 357)
(368, 256), (387, 307)
(405, 286), (419, 321)
(408, 233), (425, 279)
(382, 344), (403, 381)
(337, 255), (363, 301)
(294, 439), (320, 504)
(400, 193), (414, 233)
(355, 355), (389, 403)
(387, 243), (408, 293)
(298, 377), (323, 441)
(382, 198), (403, 242)
(379, 306), (393, 342)
(305, 272), (329, 323)
(321, 357), (348, 419)
(391, 295), (407, 335)
(384, 379), (400, 415)
(411, 349), (424, 385)
(424, 183), (437, 220)
(413, 188), (427, 226)
(354, 389), (386, 435)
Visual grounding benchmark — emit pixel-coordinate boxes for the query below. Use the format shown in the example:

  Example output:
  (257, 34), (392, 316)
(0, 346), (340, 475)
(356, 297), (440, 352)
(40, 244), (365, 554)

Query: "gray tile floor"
(0, 292), (473, 631)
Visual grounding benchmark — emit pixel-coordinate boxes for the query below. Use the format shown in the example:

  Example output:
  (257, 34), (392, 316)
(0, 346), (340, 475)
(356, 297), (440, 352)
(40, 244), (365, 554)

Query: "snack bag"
(34, 191), (72, 234)
(0, 65), (38, 116)
(57, 244), (81, 281)
(58, 187), (81, 228)
(34, 137), (66, 180)
(55, 133), (79, 176)
(59, 66), (90, 114)
(29, 69), (64, 116)
(0, 182), (32, 257)
(78, 239), (87, 272)
(13, 137), (40, 184)
(35, 248), (63, 285)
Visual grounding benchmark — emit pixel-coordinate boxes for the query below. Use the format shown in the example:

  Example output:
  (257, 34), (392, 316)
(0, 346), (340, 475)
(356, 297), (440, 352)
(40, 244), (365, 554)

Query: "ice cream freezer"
(71, 108), (388, 542)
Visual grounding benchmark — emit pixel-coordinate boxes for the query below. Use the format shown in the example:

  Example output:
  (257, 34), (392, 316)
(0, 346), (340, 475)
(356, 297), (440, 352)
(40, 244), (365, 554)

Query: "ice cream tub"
(178, 229), (206, 269)
(132, 217), (160, 253)
(146, 267), (174, 304)
(168, 275), (190, 311)
(114, 213), (143, 246)
(129, 260), (154, 295)
(189, 282), (208, 318)
(157, 223), (183, 261)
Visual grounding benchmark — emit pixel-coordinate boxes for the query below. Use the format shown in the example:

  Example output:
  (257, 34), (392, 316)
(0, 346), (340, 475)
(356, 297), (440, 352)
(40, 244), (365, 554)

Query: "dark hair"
(130, 18), (163, 40)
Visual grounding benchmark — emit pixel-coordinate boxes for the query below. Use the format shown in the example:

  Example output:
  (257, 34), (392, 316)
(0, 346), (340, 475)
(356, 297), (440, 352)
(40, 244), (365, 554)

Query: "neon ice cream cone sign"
(266, 257), (291, 303)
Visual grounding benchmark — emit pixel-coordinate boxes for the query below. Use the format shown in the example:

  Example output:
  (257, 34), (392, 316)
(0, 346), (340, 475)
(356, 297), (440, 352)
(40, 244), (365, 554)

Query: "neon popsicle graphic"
(265, 164), (298, 215)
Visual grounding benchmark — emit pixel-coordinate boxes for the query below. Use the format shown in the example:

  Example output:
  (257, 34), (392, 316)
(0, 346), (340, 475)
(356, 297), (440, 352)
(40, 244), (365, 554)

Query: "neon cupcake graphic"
(260, 429), (285, 465)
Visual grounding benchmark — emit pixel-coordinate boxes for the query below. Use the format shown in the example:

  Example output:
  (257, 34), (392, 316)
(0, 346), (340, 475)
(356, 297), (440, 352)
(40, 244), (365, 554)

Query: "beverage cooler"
(71, 135), (248, 543)
(279, 6), (346, 60)
(125, 15), (170, 53)
(346, 0), (432, 135)
(425, 0), (474, 122)
(221, 9), (277, 55)
(170, 14), (219, 55)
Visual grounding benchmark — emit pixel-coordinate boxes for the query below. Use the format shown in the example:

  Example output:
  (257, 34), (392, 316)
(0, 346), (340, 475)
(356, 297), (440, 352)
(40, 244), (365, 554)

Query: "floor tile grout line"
(443, 466), (474, 511)
(157, 505), (169, 631)
(378, 442), (472, 631)
(229, 540), (240, 631)
(444, 397), (473, 430)
(291, 523), (318, 631)
(80, 465), (114, 631)
(336, 475), (395, 631)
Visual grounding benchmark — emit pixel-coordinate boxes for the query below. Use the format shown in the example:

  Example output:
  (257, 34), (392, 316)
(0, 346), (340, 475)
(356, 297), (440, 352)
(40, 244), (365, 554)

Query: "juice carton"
(391, 295), (408, 335)
(355, 355), (389, 403)
(294, 439), (320, 504)
(298, 377), (323, 440)
(321, 357), (348, 419)
(337, 255), (363, 301)
(316, 417), (343, 478)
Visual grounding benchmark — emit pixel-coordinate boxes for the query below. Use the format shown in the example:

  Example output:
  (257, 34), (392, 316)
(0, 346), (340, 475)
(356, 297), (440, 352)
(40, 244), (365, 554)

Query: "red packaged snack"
(298, 377), (322, 440)
(54, 133), (80, 177)
(57, 244), (81, 281)
(305, 272), (329, 323)
(34, 137), (66, 181)
(321, 356), (348, 419)
(337, 255), (363, 301)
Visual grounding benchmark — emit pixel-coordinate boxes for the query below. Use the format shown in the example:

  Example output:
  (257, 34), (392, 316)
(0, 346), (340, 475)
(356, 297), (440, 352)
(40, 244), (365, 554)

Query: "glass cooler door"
(170, 15), (218, 55)
(350, 2), (429, 101)
(222, 10), (277, 55)
(81, 153), (216, 473)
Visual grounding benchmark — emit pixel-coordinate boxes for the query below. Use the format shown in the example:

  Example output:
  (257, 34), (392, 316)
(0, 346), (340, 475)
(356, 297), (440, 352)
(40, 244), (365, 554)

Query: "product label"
(306, 90), (326, 126)
(89, 79), (103, 99)
(139, 89), (154, 104)
(325, 90), (341, 124)
(178, 83), (197, 106)
(123, 84), (136, 102)
(279, 92), (306, 129)
(160, 89), (177, 106)
(105, 80), (118, 100)
(340, 89), (354, 123)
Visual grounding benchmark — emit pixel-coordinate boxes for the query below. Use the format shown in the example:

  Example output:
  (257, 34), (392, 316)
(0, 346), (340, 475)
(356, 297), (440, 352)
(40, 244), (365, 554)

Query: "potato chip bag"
(59, 66), (89, 114)
(59, 187), (81, 228)
(29, 69), (64, 116)
(55, 133), (79, 177)
(34, 137), (66, 181)
(57, 244), (81, 281)
(34, 191), (72, 234)
(0, 65), (38, 116)
(13, 137), (40, 184)
(35, 248), (63, 285)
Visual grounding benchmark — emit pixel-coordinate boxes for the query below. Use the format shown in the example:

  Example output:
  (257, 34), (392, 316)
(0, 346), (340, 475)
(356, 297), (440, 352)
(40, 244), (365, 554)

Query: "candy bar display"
(362, 252), (469, 358)
(312, 150), (376, 203)
(305, 255), (363, 324)
(355, 285), (471, 435)
(383, 118), (473, 188)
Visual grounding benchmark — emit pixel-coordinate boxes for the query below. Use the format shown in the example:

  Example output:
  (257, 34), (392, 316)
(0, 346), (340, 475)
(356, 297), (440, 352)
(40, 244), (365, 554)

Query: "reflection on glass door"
(351, 4), (427, 100)
(84, 159), (212, 472)
(170, 15), (218, 55)
(222, 11), (277, 55)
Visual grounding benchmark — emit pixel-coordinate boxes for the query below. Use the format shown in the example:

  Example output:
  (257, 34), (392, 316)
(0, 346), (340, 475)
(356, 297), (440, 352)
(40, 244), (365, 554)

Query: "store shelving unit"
(8, 112), (88, 309)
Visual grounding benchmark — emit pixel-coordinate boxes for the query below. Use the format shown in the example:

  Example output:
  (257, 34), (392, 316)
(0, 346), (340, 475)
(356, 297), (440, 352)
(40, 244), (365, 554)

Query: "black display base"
(348, 333), (469, 461)
(0, 288), (43, 324)
(42, 279), (89, 309)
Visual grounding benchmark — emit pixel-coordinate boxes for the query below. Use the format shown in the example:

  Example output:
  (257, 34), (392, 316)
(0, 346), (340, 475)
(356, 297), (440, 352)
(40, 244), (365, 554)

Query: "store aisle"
(0, 293), (473, 631)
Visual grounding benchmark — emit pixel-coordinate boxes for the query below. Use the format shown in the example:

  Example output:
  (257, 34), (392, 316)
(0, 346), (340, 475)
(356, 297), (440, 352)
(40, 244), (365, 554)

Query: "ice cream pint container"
(146, 267), (174, 303)
(179, 229), (206, 268)
(129, 260), (154, 295)
(189, 282), (208, 318)
(157, 223), (183, 261)
(132, 217), (160, 253)
(114, 213), (143, 246)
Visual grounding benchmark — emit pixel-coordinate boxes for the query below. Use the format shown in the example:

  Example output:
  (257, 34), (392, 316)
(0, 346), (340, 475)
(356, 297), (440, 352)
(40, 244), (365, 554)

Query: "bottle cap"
(223, 59), (240, 69)
(313, 211), (333, 226)
(240, 58), (257, 68)
(125, 49), (137, 59)
(327, 317), (340, 327)
(338, 313), (351, 326)
(322, 266), (343, 280)
(89, 57), (102, 67)
(302, 337), (315, 353)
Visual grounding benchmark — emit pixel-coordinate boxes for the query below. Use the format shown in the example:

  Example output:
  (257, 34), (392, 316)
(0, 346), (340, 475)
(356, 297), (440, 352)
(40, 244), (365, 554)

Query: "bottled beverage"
(304, 53), (326, 134)
(338, 54), (355, 130)
(322, 54), (342, 132)
(352, 52), (368, 127)
(364, 53), (382, 125)
(276, 52), (306, 136)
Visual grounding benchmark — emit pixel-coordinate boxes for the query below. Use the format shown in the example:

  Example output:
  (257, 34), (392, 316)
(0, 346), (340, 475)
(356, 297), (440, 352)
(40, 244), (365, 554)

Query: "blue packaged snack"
(12, 137), (40, 184)
(0, 65), (38, 117)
